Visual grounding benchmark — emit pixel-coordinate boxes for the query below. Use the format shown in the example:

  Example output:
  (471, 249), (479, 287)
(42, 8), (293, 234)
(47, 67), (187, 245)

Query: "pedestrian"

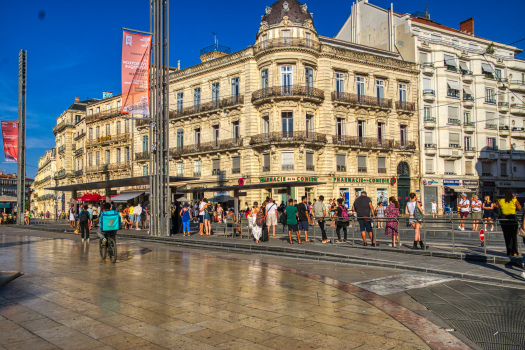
(308, 201), (314, 225)
(133, 203), (142, 230)
(335, 198), (349, 242)
(329, 201), (336, 228)
(458, 193), (470, 231)
(385, 196), (400, 247)
(471, 195), (482, 232)
(217, 204), (223, 223)
(406, 192), (426, 249)
(78, 204), (91, 243)
(68, 205), (76, 228)
(24, 209), (30, 225)
(482, 196), (494, 232)
(180, 203), (192, 236)
(498, 190), (522, 256)
(285, 198), (300, 244)
(375, 202), (385, 229)
(352, 191), (377, 246)
(205, 199), (213, 235)
(313, 195), (329, 243)
(199, 199), (206, 235)
(296, 196), (311, 242)
(431, 200), (438, 218)
(252, 202), (263, 243)
(265, 198), (278, 238)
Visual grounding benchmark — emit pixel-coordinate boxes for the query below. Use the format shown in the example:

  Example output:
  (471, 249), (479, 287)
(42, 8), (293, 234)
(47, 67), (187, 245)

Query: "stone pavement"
(0, 228), (471, 350)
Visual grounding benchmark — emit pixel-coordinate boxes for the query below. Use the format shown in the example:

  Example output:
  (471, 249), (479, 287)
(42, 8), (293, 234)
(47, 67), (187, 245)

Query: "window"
(306, 114), (314, 135)
(305, 68), (313, 89)
(261, 69), (269, 89)
(106, 104), (110, 111)
(445, 161), (455, 174)
(336, 118), (345, 138)
(89, 109), (93, 116)
(194, 128), (201, 145)
(335, 73), (344, 93)
(194, 160), (201, 176)
(424, 106), (431, 120)
(336, 154), (346, 172)
(176, 129), (184, 148)
(425, 132), (433, 146)
(423, 78), (432, 94)
(358, 155), (367, 173)
(495, 69), (502, 80)
(281, 66), (293, 94)
(177, 162), (184, 176)
(447, 80), (460, 98)
(398, 84), (407, 101)
(305, 32), (311, 46)
(485, 87), (496, 103)
(378, 156), (386, 173)
(282, 151), (294, 171)
(212, 82), (220, 108)
(419, 52), (428, 64)
(212, 125), (220, 144)
(261, 115), (269, 134)
(449, 133), (460, 147)
(282, 30), (291, 45)
(377, 122), (385, 140)
(177, 92), (183, 110)
(125, 120), (129, 133)
(116, 148), (121, 163)
(75, 114), (81, 123)
(431, 34), (441, 42)
(481, 63), (495, 77)
(142, 135), (148, 152)
(143, 166), (148, 176)
(89, 128), (93, 140)
(501, 162), (507, 176)
(486, 111), (496, 128)
(212, 159), (221, 174)
(96, 126), (100, 138)
(88, 152), (93, 166)
(448, 106), (459, 123)
(106, 124), (110, 136)
(306, 152), (314, 171)
(482, 162), (492, 175)
(117, 100), (121, 108)
(261, 34), (268, 49)
(96, 107), (100, 113)
(487, 137), (497, 149)
(232, 121), (240, 139)
(232, 156), (240, 174)
(124, 147), (129, 162)
(357, 120), (365, 138)
(500, 138), (506, 150)
(194, 87), (201, 107)
(116, 121), (121, 135)
(444, 54), (457, 69)
(465, 161), (473, 175)
(400, 125), (408, 144)
(96, 151), (100, 166)
(464, 136), (472, 150)
(105, 150), (110, 164)
(282, 112), (293, 136)
(464, 111), (471, 124)
(376, 80), (384, 99)
(499, 115), (506, 127)
(231, 77), (239, 97)
(263, 154), (270, 172)
(356, 76), (365, 96)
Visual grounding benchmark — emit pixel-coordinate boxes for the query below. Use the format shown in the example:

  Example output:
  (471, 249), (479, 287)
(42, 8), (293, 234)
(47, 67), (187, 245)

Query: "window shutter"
(425, 159), (434, 172)
(450, 133), (460, 143)
(336, 154), (345, 166)
(465, 161), (472, 174)
(212, 158), (220, 170)
(425, 132), (433, 143)
(232, 156), (240, 169)
(445, 161), (455, 173)
(420, 52), (428, 63)
(263, 154), (270, 167)
(358, 155), (367, 167)
(486, 112), (495, 123)
(282, 151), (294, 164)
(482, 163), (491, 173)
(378, 156), (386, 168)
(423, 78), (431, 90)
(306, 152), (313, 165)
(448, 106), (458, 119)
(500, 162), (507, 175)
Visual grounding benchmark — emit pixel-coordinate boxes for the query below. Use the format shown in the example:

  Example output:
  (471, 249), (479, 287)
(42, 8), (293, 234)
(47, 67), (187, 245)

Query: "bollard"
(451, 218), (455, 254)
(423, 220), (427, 252)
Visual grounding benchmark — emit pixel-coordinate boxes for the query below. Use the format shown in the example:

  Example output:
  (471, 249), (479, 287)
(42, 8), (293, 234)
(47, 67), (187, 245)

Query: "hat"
(184, 203), (189, 207)
(461, 193), (467, 197)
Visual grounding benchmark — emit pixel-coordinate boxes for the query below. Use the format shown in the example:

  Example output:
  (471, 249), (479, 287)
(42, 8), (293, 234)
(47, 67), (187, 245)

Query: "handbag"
(518, 225), (525, 238)
(414, 206), (424, 221)
(74, 226), (80, 234)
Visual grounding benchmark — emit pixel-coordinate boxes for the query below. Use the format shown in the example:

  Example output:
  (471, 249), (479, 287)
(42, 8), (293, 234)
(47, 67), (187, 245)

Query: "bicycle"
(99, 232), (117, 263)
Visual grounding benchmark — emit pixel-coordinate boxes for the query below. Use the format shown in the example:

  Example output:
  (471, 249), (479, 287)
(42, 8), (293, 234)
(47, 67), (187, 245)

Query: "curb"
(0, 271), (21, 288)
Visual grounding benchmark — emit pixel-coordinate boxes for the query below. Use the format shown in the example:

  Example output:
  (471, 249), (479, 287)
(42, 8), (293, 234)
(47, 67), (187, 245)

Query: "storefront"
(333, 176), (397, 208)
(422, 179), (440, 213)
(496, 181), (525, 198)
(480, 181), (495, 201)
(443, 180), (477, 211)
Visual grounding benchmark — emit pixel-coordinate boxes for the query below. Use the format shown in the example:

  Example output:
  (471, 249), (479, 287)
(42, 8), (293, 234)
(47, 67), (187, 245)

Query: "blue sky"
(1, 0), (524, 178)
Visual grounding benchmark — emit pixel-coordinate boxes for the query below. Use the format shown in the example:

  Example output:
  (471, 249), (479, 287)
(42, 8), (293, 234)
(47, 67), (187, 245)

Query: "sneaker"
(136, 228), (140, 230)
(521, 271), (525, 280)
(461, 227), (465, 231)
(457, 226), (462, 230)
(491, 226), (494, 232)
(82, 239), (85, 243)
(87, 238), (90, 243)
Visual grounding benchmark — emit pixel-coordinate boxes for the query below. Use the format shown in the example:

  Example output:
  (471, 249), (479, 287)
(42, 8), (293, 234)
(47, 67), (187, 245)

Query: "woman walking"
(375, 202), (385, 229)
(406, 193), (426, 249)
(471, 195), (482, 232)
(180, 203), (192, 236)
(251, 202), (263, 243)
(498, 190), (522, 256)
(385, 197), (400, 247)
(482, 196), (494, 232)
(335, 198), (349, 243)
(68, 205), (75, 228)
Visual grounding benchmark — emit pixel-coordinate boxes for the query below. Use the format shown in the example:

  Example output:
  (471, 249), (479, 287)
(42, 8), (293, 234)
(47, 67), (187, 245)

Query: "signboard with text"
(1, 121), (18, 162)
(443, 180), (460, 186)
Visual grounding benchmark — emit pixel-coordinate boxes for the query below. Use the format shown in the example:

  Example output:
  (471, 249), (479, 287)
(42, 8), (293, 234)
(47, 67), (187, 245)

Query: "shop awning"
(445, 186), (476, 193)
(481, 62), (495, 73)
(0, 195), (17, 203)
(444, 55), (457, 67)
(447, 80), (460, 90)
(77, 193), (103, 202)
(463, 86), (473, 95)
(111, 191), (144, 202)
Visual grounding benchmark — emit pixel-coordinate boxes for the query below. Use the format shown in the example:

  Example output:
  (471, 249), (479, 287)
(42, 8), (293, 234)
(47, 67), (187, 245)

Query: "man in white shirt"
(133, 203), (142, 230)
(458, 193), (470, 231)
(199, 200), (206, 235)
(431, 200), (437, 218)
(265, 198), (278, 238)
(470, 195), (482, 231)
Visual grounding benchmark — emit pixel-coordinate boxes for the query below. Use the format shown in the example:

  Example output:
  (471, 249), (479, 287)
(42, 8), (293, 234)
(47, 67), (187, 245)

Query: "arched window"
(397, 162), (410, 177)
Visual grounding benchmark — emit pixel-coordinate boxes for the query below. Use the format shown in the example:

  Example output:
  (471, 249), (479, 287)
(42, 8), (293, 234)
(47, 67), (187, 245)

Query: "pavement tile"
(216, 338), (275, 350)
(0, 321), (22, 332)
(3, 309), (46, 323)
(18, 317), (62, 332)
(141, 330), (214, 349)
(305, 314), (353, 327)
(196, 318), (242, 333)
(119, 322), (163, 337)
(225, 326), (278, 343)
(236, 316), (281, 330)
(183, 328), (236, 345)
(98, 333), (151, 350)
(0, 327), (36, 345)
(3, 337), (58, 350)
(170, 312), (210, 324)
(99, 315), (140, 327)
(259, 335), (318, 349)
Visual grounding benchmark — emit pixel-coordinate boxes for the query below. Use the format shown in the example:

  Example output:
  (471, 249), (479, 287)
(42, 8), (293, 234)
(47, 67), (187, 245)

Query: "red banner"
(1, 121), (18, 162)
(121, 31), (152, 116)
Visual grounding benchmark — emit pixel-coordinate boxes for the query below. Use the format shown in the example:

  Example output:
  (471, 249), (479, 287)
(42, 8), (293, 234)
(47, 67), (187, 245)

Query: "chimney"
(460, 17), (474, 35)
(74, 96), (79, 102)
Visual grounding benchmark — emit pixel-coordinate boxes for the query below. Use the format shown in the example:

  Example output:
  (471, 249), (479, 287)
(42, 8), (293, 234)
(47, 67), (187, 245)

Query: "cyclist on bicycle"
(97, 202), (121, 245)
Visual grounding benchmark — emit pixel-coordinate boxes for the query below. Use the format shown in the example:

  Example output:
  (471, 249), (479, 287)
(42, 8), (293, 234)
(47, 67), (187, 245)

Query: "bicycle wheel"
(108, 237), (117, 263)
(99, 237), (107, 259)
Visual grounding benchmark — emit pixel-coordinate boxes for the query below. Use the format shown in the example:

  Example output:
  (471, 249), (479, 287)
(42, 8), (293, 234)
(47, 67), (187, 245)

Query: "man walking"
(284, 199), (301, 244)
(265, 198), (278, 238)
(78, 204), (91, 243)
(352, 191), (377, 246)
(313, 195), (329, 243)
(458, 193), (470, 231)
(296, 196), (310, 242)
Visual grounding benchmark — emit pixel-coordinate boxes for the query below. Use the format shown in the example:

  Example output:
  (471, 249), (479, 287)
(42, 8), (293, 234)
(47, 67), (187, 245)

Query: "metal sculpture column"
(17, 50), (27, 225)
(150, 0), (170, 236)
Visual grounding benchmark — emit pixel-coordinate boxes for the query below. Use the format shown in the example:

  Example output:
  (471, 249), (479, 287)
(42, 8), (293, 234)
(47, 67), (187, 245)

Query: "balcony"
(444, 172), (457, 175)
(253, 38), (321, 54)
(336, 165), (346, 172)
(510, 103), (525, 115)
(74, 131), (86, 141)
(485, 123), (498, 130)
(497, 78), (508, 89)
(509, 80), (525, 92)
(232, 168), (240, 174)
(484, 72), (495, 80)
(170, 138), (244, 157)
(447, 91), (460, 99)
(170, 95), (244, 120)
(511, 127), (525, 138)
(464, 147), (476, 157)
(479, 147), (499, 160)
(485, 98), (497, 105)
(378, 168), (387, 174)
(55, 169), (66, 180)
(85, 164), (109, 173)
(109, 162), (130, 171)
(282, 164), (294, 171)
(424, 144), (437, 155)
(52, 120), (75, 135)
(498, 102), (509, 112)
(358, 167), (367, 173)
(461, 70), (473, 82)
(447, 118), (461, 126)
(250, 132), (327, 147)
(332, 136), (416, 151)
(193, 171), (201, 177)
(463, 95), (474, 108)
(261, 166), (270, 173)
(58, 144), (66, 154)
(422, 62), (434, 75)
(306, 164), (315, 171)
(332, 92), (392, 109)
(482, 173), (493, 177)
(423, 116), (436, 128)
(112, 133), (131, 143)
(446, 65), (458, 72)
(136, 119), (151, 129)
(75, 148), (84, 157)
(74, 169), (83, 177)
(439, 148), (463, 159)
(395, 101), (416, 113)
(135, 151), (150, 162)
(449, 143), (461, 148)
(463, 121), (475, 133)
(499, 125), (510, 136)
(499, 149), (511, 159)
(86, 107), (122, 124)
(252, 86), (324, 105)
(422, 89), (435, 102)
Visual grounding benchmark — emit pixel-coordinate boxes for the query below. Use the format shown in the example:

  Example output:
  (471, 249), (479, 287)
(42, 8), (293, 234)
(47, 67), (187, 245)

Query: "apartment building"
(132, 0), (420, 209)
(335, 0), (525, 211)
(33, 148), (56, 214)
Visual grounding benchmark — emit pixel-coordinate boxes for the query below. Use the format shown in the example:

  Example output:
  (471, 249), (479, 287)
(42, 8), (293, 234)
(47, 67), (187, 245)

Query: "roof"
(66, 99), (99, 112)
(0, 174), (33, 181)
(45, 176), (197, 192)
(262, 0), (313, 26)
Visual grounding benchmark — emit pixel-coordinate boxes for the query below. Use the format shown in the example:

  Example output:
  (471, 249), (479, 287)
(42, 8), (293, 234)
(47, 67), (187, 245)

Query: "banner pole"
(17, 50), (27, 225)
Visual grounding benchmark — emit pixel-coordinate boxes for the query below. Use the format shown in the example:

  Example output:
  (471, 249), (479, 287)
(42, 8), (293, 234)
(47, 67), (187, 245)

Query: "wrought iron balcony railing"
(306, 164), (315, 171)
(109, 162), (130, 171)
(424, 116), (436, 122)
(332, 92), (392, 109)
(169, 95), (244, 119)
(232, 168), (241, 174)
(58, 145), (66, 153)
(378, 168), (387, 173)
(135, 151), (150, 161)
(74, 169), (83, 177)
(395, 101), (416, 112)
(75, 148), (84, 157)
(424, 143), (437, 149)
(336, 165), (346, 172)
(249, 131), (327, 146)
(74, 131), (86, 141)
(252, 86), (324, 103)
(193, 171), (201, 177)
(332, 136), (416, 150)
(262, 166), (270, 172)
(86, 107), (123, 124)
(170, 138), (244, 157)
(282, 164), (294, 171)
(448, 118), (461, 125)
(358, 167), (367, 173)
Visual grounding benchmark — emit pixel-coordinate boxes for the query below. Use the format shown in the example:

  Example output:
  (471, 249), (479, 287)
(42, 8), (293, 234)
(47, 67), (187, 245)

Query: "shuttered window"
(306, 152), (313, 166)
(212, 158), (220, 170)
(448, 106), (459, 119)
(425, 159), (434, 173)
(425, 132), (433, 144)
(282, 151), (294, 164)
(232, 156), (240, 169)
(378, 156), (386, 168)
(263, 154), (270, 167)
(486, 112), (496, 124)
(336, 154), (346, 166)
(450, 133), (460, 144)
(465, 161), (472, 174)
(358, 155), (367, 167)
(482, 163), (491, 174)
(445, 161), (455, 173)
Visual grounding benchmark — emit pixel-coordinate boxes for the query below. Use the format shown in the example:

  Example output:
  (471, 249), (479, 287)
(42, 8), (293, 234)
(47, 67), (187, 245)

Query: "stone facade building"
(33, 148), (56, 214)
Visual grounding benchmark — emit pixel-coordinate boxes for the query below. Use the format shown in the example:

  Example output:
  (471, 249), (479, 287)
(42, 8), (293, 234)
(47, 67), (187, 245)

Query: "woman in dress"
(385, 196), (400, 247)
(68, 205), (75, 228)
(217, 204), (223, 223)
(405, 192), (426, 249)
(375, 202), (385, 229)
(250, 202), (262, 243)
(482, 196), (494, 232)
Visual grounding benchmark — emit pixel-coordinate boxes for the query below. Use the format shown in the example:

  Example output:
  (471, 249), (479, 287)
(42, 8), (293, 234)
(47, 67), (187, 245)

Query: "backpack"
(256, 211), (265, 227)
(339, 206), (349, 222)
(100, 210), (120, 232)
(79, 211), (90, 223)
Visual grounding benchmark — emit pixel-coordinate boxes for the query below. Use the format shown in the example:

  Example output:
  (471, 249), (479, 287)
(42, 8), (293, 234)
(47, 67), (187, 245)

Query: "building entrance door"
(397, 162), (411, 213)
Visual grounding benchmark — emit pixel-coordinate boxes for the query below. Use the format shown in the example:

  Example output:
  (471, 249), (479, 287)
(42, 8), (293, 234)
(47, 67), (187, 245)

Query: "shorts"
(266, 213), (277, 226)
(460, 211), (469, 219)
(204, 212), (211, 220)
(358, 219), (373, 233)
(134, 215), (141, 223)
(298, 221), (309, 231)
(199, 215), (204, 223)
(128, 214), (134, 222)
(472, 211), (482, 220)
(432, 209), (437, 214)
(287, 224), (298, 232)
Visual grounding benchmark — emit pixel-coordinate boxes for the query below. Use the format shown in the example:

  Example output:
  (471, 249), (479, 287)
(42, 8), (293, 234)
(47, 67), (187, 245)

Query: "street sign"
(238, 192), (247, 196)
(480, 229), (485, 242)
(238, 178), (244, 186)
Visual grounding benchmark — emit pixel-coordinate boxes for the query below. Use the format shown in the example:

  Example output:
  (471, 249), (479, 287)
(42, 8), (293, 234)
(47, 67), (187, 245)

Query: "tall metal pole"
(17, 50), (27, 224)
(150, 0), (170, 236)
